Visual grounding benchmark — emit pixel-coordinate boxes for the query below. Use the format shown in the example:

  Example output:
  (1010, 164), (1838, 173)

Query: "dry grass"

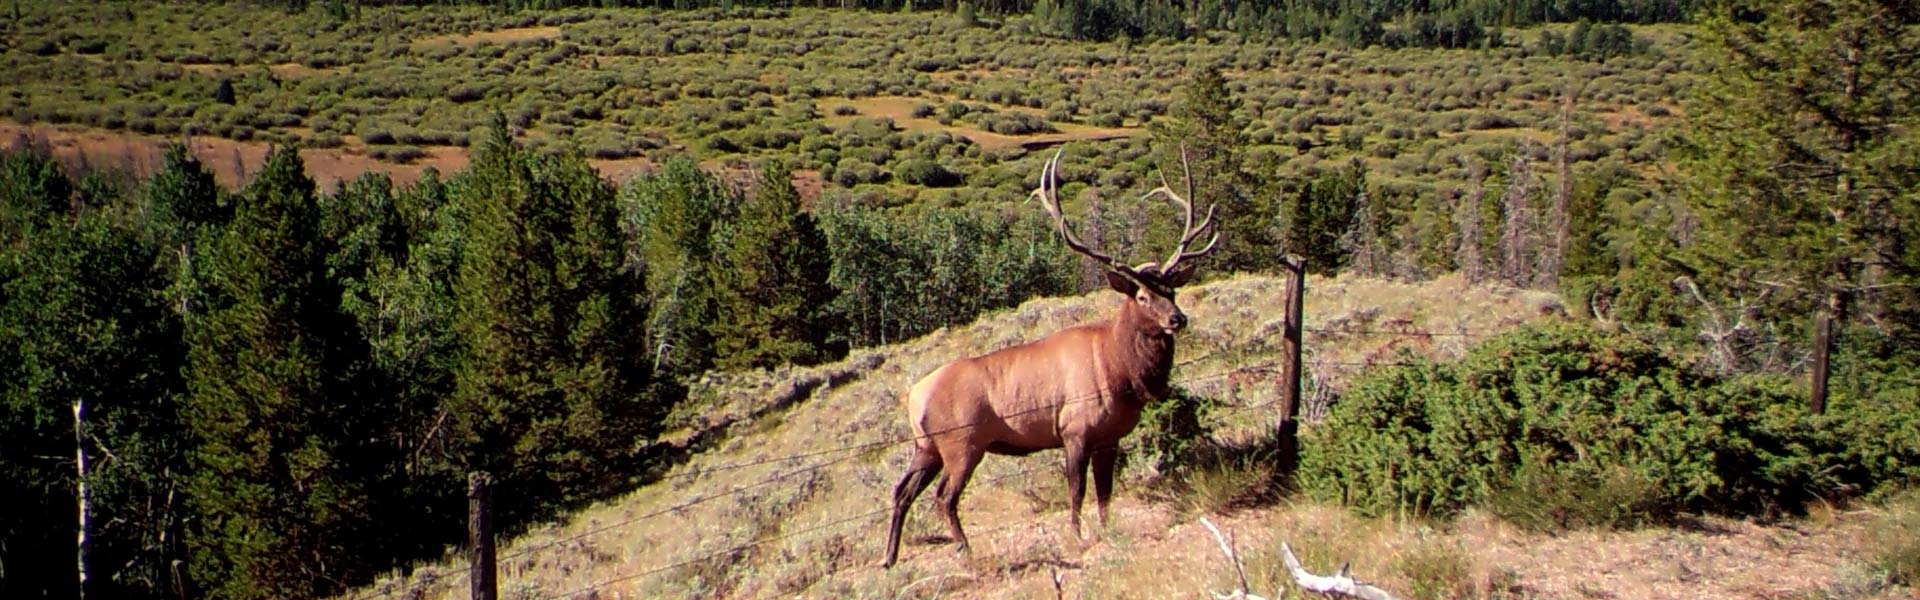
(348, 274), (1912, 600)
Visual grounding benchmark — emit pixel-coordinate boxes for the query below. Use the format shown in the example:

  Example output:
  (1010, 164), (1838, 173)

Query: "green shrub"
(1299, 321), (1917, 522)
(975, 111), (1056, 135)
(304, 132), (346, 149)
(894, 158), (962, 188)
(26, 38), (60, 56)
(369, 145), (427, 164)
(1134, 387), (1214, 479)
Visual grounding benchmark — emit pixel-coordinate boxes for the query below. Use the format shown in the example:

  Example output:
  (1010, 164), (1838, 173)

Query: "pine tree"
(449, 120), (663, 522)
(1682, 0), (1920, 335)
(709, 163), (841, 370)
(181, 146), (379, 599)
(1152, 66), (1267, 273)
(1285, 160), (1366, 276)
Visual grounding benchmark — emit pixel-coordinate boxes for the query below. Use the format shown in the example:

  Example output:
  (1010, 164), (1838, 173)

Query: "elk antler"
(1146, 146), (1220, 276)
(1030, 150), (1122, 270)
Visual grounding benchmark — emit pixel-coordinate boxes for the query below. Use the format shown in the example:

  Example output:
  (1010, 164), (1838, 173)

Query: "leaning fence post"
(469, 472), (497, 600)
(1278, 256), (1306, 477)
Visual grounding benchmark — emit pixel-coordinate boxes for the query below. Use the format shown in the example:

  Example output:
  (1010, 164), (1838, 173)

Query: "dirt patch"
(821, 95), (1142, 152)
(0, 122), (845, 200)
(412, 26), (563, 51)
(76, 55), (343, 79)
(2, 121), (472, 191)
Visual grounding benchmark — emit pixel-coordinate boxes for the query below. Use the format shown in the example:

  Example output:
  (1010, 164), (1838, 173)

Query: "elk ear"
(1162, 260), (1199, 288)
(1105, 269), (1140, 296)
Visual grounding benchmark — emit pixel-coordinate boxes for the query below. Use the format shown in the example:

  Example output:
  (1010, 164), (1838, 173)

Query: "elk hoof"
(953, 541), (971, 555)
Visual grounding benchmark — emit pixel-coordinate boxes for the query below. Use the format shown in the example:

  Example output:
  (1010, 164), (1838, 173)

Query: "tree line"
(0, 117), (1075, 599)
(293, 0), (1690, 46)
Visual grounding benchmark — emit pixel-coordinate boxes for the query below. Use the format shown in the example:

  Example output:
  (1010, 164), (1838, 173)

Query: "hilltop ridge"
(359, 274), (1898, 600)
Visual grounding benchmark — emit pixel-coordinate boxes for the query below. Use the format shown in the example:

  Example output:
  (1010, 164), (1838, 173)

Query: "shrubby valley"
(1, 0), (1915, 598)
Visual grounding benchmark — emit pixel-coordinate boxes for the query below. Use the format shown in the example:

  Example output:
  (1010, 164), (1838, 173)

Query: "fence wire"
(362, 321), (1492, 599)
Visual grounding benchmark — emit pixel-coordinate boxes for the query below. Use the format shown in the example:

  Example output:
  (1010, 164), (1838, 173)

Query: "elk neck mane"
(1103, 298), (1177, 402)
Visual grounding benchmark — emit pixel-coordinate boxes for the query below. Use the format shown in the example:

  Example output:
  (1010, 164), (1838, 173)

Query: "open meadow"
(2, 2), (1682, 200)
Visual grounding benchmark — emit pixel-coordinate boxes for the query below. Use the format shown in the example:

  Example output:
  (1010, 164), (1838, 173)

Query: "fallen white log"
(1279, 541), (1401, 600)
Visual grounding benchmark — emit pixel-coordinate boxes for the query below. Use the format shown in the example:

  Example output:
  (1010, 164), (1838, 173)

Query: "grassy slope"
(358, 274), (1904, 599)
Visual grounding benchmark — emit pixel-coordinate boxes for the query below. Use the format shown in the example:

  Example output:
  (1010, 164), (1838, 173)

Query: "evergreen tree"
(1152, 66), (1266, 273)
(448, 121), (665, 523)
(1285, 160), (1367, 275)
(180, 146), (380, 599)
(709, 163), (842, 370)
(1682, 0), (1920, 336)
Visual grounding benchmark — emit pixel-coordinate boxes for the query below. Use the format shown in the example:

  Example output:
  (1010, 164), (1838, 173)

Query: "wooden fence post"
(1277, 256), (1306, 477)
(469, 472), (496, 600)
(1810, 310), (1832, 415)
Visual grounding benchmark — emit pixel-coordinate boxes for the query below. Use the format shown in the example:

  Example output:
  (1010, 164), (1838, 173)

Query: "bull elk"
(881, 150), (1219, 568)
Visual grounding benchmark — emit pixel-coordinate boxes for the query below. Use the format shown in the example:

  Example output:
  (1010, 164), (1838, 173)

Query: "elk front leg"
(1064, 439), (1092, 538)
(1091, 445), (1118, 530)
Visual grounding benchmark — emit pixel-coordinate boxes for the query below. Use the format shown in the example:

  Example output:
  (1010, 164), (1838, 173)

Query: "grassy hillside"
(342, 273), (1642, 598)
(355, 274), (1914, 599)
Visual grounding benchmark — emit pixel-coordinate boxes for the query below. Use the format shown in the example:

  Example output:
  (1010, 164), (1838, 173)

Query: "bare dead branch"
(1199, 518), (1268, 600)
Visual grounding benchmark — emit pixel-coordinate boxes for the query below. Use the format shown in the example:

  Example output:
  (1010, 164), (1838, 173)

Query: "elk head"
(1029, 149), (1219, 335)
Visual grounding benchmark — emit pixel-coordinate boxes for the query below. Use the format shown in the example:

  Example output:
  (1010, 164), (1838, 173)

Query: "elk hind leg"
(937, 448), (983, 555)
(882, 446), (942, 568)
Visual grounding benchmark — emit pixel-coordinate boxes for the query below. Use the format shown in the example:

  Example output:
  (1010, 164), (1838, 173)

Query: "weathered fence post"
(1278, 256), (1306, 476)
(1810, 310), (1832, 415)
(469, 472), (496, 600)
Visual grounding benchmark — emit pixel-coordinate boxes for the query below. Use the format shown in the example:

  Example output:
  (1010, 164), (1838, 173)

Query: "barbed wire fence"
(362, 263), (1512, 600)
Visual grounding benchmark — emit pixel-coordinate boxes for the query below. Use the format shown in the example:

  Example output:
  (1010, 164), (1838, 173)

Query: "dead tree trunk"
(1455, 187), (1487, 284)
(1500, 153), (1538, 288)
